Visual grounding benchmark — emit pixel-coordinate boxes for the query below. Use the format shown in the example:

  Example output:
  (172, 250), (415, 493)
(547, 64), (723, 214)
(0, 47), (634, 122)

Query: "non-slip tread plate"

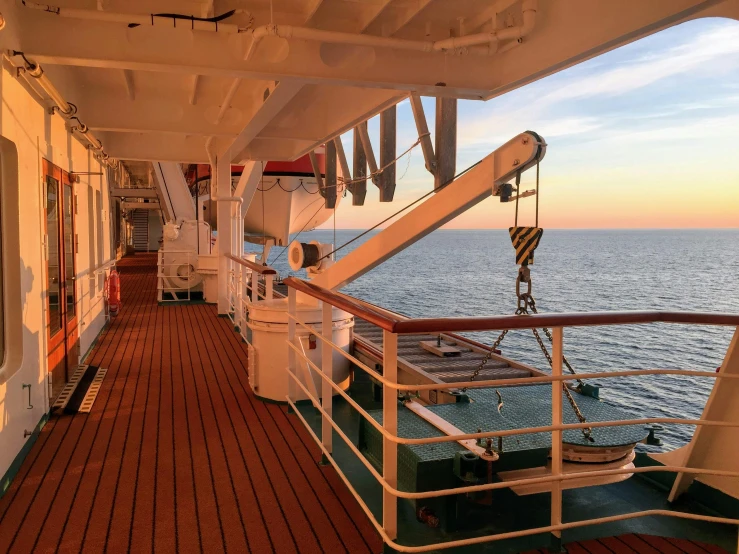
(78, 368), (108, 413)
(51, 366), (88, 410)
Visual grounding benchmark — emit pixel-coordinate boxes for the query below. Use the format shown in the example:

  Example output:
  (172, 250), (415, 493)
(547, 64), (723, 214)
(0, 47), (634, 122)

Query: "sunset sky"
(322, 17), (739, 230)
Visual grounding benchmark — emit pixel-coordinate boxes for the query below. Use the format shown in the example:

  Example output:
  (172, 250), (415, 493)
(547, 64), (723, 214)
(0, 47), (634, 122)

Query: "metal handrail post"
(265, 274), (274, 300)
(551, 327), (564, 549)
(287, 287), (297, 403)
(322, 301), (333, 458)
(236, 262), (244, 329)
(383, 329), (399, 540)
(251, 267), (259, 303)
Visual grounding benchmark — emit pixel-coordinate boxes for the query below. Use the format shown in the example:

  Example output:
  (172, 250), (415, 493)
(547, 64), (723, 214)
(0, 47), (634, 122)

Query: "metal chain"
(530, 325), (593, 441)
(525, 296), (583, 387)
(462, 313), (521, 391)
(464, 271), (594, 441)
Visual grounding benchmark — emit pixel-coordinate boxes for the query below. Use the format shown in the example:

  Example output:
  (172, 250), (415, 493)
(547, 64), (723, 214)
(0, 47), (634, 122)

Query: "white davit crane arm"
(310, 131), (546, 291)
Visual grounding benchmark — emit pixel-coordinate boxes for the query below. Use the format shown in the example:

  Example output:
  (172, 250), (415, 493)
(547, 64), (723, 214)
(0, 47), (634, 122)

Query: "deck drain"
(78, 368), (108, 413)
(51, 365), (88, 411)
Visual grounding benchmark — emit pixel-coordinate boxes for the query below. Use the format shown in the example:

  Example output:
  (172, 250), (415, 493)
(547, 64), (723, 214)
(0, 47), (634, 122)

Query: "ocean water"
(263, 229), (739, 449)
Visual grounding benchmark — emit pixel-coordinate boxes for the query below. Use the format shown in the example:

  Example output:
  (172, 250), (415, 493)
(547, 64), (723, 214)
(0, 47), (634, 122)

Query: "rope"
(339, 138), (422, 189)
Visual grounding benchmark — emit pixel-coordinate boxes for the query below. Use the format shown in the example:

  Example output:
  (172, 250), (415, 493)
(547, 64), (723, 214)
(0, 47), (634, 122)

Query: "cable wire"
(316, 158), (484, 262)
(271, 200), (326, 265)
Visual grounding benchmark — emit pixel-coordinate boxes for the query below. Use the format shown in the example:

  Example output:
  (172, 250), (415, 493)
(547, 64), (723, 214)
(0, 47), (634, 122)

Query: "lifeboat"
(185, 150), (343, 248)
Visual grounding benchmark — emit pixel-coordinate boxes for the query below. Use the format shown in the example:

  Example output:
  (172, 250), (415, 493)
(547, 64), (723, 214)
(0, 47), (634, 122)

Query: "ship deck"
(0, 254), (381, 553)
(0, 255), (734, 553)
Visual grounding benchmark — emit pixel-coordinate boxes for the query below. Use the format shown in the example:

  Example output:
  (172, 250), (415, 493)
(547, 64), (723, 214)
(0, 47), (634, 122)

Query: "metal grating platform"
(360, 385), (648, 494)
(353, 318), (533, 383)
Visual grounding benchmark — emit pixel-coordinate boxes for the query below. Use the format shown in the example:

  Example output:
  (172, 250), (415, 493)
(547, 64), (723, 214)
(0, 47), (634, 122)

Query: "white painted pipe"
(7, 53), (117, 163)
(72, 126), (103, 150)
(245, 23), (434, 61)
(244, 0), (537, 61)
(20, 1), (250, 34)
(433, 0), (537, 51)
(25, 61), (74, 115)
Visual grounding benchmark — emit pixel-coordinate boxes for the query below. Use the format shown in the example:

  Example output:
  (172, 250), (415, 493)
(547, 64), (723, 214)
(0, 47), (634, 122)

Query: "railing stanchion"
(321, 301), (333, 460)
(251, 266), (259, 303)
(287, 287), (297, 404)
(551, 326), (564, 551)
(266, 274), (274, 301)
(383, 329), (398, 540)
(237, 263), (244, 329)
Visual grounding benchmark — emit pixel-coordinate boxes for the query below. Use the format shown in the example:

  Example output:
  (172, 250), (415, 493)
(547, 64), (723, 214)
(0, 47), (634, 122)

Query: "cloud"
(456, 20), (739, 150)
(543, 24), (739, 103)
(459, 115), (603, 150)
(601, 113), (739, 144)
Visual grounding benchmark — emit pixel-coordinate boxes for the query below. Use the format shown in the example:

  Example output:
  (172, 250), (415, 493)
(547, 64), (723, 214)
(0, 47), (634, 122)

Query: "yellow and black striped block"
(509, 226), (543, 266)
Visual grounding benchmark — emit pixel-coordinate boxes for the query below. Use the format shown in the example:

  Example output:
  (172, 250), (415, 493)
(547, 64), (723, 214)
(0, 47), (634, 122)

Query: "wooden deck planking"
(0, 255), (382, 554)
(0, 257), (153, 553)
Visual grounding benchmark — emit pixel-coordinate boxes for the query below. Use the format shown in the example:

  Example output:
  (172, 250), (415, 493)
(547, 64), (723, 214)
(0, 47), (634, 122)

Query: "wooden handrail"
(225, 254), (277, 275)
(283, 277), (399, 331)
(283, 276), (739, 333)
(393, 311), (739, 334)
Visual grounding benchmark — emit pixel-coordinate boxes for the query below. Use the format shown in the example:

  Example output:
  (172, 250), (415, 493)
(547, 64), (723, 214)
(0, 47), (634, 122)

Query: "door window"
(63, 184), (76, 318)
(46, 175), (62, 337)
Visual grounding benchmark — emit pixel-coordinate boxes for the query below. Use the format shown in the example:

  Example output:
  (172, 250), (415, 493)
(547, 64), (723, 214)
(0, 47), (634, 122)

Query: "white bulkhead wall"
(0, 44), (118, 481)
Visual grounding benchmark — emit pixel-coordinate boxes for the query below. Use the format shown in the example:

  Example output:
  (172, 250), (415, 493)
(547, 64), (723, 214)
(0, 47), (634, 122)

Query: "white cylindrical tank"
(247, 299), (354, 402)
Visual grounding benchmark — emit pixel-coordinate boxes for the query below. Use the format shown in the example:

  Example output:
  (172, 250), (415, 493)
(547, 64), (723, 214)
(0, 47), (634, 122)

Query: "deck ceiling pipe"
(6, 51), (116, 165)
(433, 0), (538, 52)
(244, 2), (537, 62)
(19, 1), (252, 34)
(21, 58), (74, 115)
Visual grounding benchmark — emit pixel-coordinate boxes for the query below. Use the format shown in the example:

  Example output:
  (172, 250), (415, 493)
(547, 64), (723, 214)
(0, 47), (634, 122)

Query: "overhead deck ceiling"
(9, 0), (739, 164)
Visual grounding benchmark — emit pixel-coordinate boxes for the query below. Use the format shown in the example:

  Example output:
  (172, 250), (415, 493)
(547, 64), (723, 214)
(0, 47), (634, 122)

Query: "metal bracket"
(22, 383), (33, 409)
(357, 121), (379, 187)
(409, 93), (436, 176)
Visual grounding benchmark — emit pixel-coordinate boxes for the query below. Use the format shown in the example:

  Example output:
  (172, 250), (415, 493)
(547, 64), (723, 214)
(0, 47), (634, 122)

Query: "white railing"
(283, 276), (739, 553)
(157, 249), (193, 302)
(225, 253), (278, 344)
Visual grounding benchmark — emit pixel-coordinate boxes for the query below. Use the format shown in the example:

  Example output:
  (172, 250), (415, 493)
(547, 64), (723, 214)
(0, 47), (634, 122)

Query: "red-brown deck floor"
(0, 254), (382, 554)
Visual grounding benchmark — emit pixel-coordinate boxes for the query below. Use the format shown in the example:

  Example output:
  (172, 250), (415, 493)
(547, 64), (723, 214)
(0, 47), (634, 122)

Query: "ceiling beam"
(74, 89), (246, 136)
(99, 132), (211, 163)
(357, 0), (395, 33)
(365, 0), (434, 36)
(225, 80), (304, 161)
(234, 87), (403, 162)
(21, 18), (497, 98)
(466, 0), (520, 33)
(121, 69), (135, 100)
(280, 93), (405, 161)
(303, 0), (325, 25)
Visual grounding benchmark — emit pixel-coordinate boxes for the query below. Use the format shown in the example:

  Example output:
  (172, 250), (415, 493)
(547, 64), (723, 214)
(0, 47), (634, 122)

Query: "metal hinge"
(43, 234), (48, 261)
